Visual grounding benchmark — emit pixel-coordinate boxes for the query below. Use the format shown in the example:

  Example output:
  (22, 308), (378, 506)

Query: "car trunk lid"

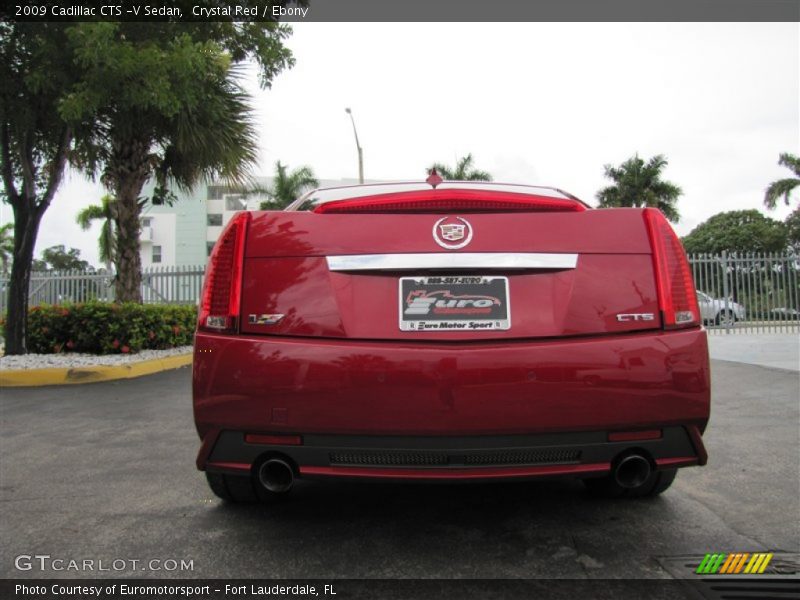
(239, 208), (663, 340)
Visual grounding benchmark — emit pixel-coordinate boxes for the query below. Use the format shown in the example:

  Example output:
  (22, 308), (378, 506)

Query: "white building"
(138, 178), (371, 267)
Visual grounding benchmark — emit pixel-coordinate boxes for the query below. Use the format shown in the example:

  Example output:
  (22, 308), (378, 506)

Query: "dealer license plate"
(399, 276), (510, 331)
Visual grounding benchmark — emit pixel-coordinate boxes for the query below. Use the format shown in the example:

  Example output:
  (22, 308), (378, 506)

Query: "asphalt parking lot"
(1, 359), (798, 586)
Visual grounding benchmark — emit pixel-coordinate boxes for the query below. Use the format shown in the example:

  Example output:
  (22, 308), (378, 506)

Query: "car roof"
(287, 181), (588, 211)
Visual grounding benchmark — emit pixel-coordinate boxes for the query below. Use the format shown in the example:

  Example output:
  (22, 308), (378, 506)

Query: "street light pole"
(345, 107), (364, 184)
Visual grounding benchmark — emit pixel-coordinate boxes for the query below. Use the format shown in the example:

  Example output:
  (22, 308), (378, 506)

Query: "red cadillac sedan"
(192, 178), (710, 503)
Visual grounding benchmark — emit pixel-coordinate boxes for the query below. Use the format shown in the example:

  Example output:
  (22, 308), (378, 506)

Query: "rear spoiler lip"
(286, 181), (589, 211)
(313, 190), (587, 214)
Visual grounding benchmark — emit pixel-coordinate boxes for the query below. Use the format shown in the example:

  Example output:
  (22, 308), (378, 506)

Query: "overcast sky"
(2, 22), (797, 267)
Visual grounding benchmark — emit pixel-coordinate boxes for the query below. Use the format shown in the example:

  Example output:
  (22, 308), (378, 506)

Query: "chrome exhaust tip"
(614, 454), (652, 489)
(258, 458), (295, 493)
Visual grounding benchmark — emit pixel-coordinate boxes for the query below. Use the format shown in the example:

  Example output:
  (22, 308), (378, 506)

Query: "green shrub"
(23, 302), (196, 354)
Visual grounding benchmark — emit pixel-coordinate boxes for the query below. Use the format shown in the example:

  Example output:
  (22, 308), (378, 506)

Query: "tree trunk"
(1, 86), (72, 352)
(113, 179), (145, 303)
(106, 137), (151, 303)
(4, 205), (44, 355)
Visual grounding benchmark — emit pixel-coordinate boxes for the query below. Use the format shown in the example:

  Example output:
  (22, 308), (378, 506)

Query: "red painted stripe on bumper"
(299, 462), (612, 480)
(686, 425), (708, 465)
(655, 456), (699, 469)
(195, 429), (221, 470)
(206, 461), (251, 474)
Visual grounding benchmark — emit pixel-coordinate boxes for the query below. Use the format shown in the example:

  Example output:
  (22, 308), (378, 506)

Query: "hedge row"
(15, 302), (196, 355)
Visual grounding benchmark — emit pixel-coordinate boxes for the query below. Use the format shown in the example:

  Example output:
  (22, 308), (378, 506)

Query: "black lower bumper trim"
(207, 426), (697, 470)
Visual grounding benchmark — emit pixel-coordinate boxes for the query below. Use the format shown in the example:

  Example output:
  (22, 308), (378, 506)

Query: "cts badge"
(616, 313), (655, 322)
(248, 314), (284, 325)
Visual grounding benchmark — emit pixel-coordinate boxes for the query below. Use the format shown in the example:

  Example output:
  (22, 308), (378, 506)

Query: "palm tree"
(259, 161), (319, 209)
(596, 154), (682, 222)
(0, 222), (13, 275)
(85, 66), (258, 303)
(764, 153), (800, 209)
(428, 153), (492, 181)
(76, 194), (116, 272)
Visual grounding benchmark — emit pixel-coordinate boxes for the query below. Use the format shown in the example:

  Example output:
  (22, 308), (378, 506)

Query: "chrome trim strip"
(326, 253), (578, 271)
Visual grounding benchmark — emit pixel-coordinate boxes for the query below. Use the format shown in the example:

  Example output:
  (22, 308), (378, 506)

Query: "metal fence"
(689, 252), (800, 334)
(0, 265), (206, 312)
(1, 255), (798, 334)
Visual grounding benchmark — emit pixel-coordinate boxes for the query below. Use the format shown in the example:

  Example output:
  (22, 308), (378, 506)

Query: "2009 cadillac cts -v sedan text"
(192, 177), (710, 503)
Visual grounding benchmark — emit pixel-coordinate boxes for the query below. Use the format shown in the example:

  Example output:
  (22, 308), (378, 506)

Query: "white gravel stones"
(0, 346), (193, 371)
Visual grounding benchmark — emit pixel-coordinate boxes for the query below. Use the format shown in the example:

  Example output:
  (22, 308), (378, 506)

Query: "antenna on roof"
(426, 168), (443, 189)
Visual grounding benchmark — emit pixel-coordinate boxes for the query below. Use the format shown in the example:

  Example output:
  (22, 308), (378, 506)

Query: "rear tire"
(647, 468), (677, 496)
(205, 472), (260, 503)
(584, 468), (677, 499)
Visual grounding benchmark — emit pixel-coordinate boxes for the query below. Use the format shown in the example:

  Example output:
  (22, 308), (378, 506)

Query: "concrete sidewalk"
(708, 332), (799, 372)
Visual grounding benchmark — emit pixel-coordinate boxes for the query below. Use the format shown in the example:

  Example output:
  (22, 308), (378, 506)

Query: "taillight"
(643, 208), (700, 329)
(198, 211), (250, 333)
(314, 190), (586, 213)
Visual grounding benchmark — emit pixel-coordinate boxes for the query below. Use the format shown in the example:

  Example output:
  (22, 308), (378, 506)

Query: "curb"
(0, 353), (193, 387)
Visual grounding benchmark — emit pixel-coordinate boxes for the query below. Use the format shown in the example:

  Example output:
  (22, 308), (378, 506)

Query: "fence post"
(720, 251), (732, 334)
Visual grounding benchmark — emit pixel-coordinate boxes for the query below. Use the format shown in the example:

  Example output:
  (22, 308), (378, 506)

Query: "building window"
(152, 245), (162, 263)
(207, 213), (223, 226)
(225, 195), (247, 211)
(141, 217), (152, 227)
(207, 185), (234, 200)
(207, 242), (216, 257)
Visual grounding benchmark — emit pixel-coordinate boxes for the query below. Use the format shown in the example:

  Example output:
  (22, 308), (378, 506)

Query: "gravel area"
(0, 346), (193, 370)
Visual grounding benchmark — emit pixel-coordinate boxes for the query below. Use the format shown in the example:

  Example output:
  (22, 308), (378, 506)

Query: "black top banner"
(2, 0), (799, 22)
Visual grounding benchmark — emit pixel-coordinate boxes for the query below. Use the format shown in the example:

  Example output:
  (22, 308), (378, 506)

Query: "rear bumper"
(204, 425), (705, 481)
(193, 327), (710, 477)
